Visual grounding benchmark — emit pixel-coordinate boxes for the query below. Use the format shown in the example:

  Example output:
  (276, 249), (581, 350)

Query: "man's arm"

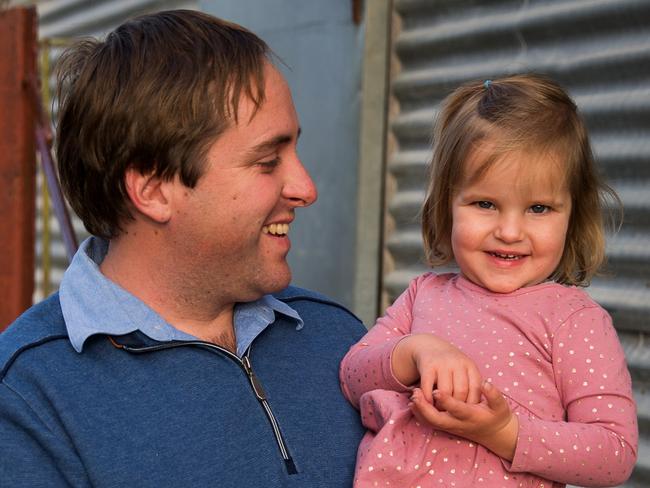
(0, 381), (90, 487)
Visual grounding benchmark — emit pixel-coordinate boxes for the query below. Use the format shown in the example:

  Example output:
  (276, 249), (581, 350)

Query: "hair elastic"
(483, 79), (492, 89)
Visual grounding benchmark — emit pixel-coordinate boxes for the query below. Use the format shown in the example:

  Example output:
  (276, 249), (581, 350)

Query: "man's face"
(168, 62), (317, 303)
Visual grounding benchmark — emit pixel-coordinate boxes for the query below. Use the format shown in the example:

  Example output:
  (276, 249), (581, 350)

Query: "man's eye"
(476, 201), (494, 209)
(530, 204), (549, 214)
(258, 158), (280, 171)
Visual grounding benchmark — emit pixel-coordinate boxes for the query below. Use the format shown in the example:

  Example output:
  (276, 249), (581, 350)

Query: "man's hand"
(391, 333), (483, 404)
(409, 381), (519, 461)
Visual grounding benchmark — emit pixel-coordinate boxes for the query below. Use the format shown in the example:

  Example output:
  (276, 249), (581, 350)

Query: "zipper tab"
(242, 355), (267, 401)
(243, 351), (297, 473)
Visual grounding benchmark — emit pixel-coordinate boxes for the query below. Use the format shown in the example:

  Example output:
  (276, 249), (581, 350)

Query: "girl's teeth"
(492, 252), (520, 260)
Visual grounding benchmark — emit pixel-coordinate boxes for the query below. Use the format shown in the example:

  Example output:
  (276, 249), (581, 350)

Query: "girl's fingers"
(419, 369), (437, 404)
(482, 381), (500, 401)
(433, 390), (473, 421)
(410, 389), (449, 427)
(482, 381), (507, 412)
(451, 369), (469, 402)
(409, 389), (431, 425)
(435, 369), (453, 398)
(467, 371), (482, 404)
(411, 406), (429, 426)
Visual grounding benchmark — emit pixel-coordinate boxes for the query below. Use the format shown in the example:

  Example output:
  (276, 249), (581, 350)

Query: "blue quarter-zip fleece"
(0, 287), (366, 487)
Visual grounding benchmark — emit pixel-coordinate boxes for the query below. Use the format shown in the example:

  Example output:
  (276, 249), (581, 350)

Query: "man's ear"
(124, 168), (173, 224)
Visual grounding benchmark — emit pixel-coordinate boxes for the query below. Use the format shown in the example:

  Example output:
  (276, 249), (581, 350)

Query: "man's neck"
(99, 235), (238, 351)
(160, 306), (237, 352)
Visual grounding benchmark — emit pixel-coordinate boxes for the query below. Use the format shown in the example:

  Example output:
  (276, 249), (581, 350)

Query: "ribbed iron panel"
(31, 0), (197, 302)
(385, 1), (650, 485)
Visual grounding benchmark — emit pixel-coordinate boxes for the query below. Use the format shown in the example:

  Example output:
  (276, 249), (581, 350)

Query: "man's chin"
(269, 274), (292, 294)
(256, 267), (292, 296)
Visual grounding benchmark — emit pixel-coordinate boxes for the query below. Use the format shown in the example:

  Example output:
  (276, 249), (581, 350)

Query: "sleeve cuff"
(503, 411), (533, 473)
(382, 335), (415, 393)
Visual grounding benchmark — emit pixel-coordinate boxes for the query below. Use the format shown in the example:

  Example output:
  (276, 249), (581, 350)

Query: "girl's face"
(451, 146), (572, 294)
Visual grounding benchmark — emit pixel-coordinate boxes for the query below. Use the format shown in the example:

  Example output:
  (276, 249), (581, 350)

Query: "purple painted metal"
(30, 77), (78, 262)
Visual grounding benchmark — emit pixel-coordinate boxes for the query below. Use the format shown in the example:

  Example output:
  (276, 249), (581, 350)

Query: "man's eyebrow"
(248, 128), (301, 155)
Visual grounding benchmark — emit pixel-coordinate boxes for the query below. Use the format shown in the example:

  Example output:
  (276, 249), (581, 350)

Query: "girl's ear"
(124, 168), (173, 224)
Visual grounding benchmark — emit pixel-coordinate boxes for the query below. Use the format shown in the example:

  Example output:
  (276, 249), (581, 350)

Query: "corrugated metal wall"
(32, 0), (198, 302)
(384, 1), (650, 486)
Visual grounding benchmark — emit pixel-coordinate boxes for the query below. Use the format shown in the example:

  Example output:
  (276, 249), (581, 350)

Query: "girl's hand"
(391, 333), (483, 404)
(409, 381), (519, 461)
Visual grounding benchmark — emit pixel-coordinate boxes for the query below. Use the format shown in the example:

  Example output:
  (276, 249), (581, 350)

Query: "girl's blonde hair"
(421, 74), (620, 286)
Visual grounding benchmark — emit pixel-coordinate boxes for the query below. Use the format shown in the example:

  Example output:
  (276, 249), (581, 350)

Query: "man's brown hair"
(421, 74), (621, 286)
(56, 9), (270, 238)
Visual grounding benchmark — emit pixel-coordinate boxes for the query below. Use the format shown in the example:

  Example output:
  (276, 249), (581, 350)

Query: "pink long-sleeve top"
(340, 273), (637, 487)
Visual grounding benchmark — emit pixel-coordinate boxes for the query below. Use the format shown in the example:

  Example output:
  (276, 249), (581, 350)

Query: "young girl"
(341, 74), (638, 487)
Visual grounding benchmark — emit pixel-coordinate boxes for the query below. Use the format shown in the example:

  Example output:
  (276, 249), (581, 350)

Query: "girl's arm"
(506, 305), (637, 486)
(411, 305), (638, 487)
(340, 274), (482, 408)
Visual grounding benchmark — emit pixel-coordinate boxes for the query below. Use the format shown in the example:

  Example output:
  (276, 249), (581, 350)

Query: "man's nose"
(283, 156), (318, 207)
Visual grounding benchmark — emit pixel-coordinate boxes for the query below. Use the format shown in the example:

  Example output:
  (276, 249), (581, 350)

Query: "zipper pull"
(242, 355), (267, 401)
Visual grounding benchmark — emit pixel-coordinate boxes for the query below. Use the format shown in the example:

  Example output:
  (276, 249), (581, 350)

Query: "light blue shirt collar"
(59, 237), (304, 356)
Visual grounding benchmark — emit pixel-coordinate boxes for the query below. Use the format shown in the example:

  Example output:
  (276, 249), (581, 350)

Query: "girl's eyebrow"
(539, 199), (569, 209)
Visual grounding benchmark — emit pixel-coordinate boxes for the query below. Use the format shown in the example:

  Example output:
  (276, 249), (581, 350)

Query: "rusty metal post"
(0, 6), (37, 331)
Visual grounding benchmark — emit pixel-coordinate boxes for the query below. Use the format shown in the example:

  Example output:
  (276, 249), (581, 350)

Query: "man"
(0, 10), (365, 487)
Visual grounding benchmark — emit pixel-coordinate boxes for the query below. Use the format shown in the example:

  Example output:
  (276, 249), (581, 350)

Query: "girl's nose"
(494, 213), (524, 243)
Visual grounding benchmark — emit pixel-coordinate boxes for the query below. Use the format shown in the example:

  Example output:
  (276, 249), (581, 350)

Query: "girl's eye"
(530, 204), (549, 214)
(476, 201), (494, 210)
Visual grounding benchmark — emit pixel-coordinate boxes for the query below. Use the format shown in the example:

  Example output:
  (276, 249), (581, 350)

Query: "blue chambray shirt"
(59, 237), (304, 357)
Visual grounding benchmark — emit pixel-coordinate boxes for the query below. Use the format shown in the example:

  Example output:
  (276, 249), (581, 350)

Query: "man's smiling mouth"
(262, 223), (289, 236)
